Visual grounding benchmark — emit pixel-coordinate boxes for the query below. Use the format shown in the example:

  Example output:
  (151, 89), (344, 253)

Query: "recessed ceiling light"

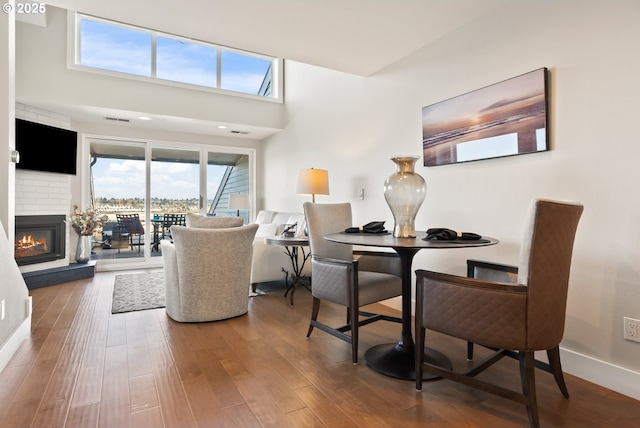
(138, 116), (152, 121)
(217, 125), (228, 129)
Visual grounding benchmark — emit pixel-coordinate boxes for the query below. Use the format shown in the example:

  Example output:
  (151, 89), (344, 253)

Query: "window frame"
(67, 11), (282, 102)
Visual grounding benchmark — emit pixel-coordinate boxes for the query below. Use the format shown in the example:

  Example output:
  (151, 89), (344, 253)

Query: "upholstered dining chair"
(414, 198), (583, 428)
(465, 259), (519, 361)
(303, 202), (403, 364)
(161, 223), (258, 322)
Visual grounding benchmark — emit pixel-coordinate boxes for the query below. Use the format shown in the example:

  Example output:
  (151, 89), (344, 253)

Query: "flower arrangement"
(70, 205), (102, 236)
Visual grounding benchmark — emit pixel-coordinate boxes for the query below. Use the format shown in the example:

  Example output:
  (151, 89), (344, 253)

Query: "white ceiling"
(23, 0), (508, 138)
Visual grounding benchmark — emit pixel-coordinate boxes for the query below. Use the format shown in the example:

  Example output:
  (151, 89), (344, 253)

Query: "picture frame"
(422, 67), (549, 167)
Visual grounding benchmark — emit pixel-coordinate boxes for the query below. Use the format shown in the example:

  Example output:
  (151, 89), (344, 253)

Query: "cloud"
(107, 160), (145, 174)
(92, 156), (232, 200)
(81, 29), (152, 76)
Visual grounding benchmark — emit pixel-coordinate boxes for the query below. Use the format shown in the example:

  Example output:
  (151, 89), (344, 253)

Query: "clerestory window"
(73, 13), (278, 99)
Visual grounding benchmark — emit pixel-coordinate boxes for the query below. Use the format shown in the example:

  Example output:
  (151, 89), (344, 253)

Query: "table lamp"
(296, 168), (329, 203)
(228, 193), (250, 216)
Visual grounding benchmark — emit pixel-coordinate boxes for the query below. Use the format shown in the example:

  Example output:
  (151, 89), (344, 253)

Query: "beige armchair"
(161, 222), (258, 322)
(414, 198), (583, 428)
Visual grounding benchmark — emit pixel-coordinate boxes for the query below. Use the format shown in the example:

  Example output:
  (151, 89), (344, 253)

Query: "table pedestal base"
(364, 343), (452, 381)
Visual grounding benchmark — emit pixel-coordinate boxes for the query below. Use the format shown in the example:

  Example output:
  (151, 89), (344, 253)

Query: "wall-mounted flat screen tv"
(16, 119), (78, 175)
(422, 67), (549, 167)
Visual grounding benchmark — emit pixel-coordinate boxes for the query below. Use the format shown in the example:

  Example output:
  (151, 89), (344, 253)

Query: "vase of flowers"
(70, 205), (102, 263)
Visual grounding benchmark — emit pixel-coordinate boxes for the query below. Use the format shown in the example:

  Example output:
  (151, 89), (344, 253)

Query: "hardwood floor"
(1, 271), (638, 428)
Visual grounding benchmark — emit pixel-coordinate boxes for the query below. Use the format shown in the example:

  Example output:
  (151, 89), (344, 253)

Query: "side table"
(264, 236), (311, 305)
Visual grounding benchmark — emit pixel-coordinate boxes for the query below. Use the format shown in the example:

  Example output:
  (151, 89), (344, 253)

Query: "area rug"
(111, 271), (165, 314)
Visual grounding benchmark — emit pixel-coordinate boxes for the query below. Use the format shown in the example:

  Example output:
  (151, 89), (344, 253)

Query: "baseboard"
(0, 315), (31, 374)
(559, 347), (640, 400)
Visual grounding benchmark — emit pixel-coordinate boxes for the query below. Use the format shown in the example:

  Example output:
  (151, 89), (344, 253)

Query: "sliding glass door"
(149, 146), (201, 257)
(89, 140), (147, 263)
(87, 137), (254, 269)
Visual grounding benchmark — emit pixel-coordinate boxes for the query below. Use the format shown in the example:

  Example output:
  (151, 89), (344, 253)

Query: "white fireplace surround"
(15, 104), (73, 273)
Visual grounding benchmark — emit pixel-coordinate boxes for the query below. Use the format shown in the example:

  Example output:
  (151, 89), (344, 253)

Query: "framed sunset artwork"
(422, 68), (549, 167)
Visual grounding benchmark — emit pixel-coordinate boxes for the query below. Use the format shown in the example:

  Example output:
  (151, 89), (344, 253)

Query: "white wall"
(261, 1), (640, 399)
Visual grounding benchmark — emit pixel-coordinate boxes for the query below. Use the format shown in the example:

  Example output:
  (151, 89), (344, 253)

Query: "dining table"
(325, 230), (498, 381)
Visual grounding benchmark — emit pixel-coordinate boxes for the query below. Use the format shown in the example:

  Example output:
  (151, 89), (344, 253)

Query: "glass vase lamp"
(383, 156), (426, 238)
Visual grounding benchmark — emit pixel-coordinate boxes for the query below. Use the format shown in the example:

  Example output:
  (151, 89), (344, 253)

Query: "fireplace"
(15, 215), (66, 266)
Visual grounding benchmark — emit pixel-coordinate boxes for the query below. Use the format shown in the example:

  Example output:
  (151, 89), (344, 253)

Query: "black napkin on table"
(423, 228), (482, 241)
(345, 221), (387, 234)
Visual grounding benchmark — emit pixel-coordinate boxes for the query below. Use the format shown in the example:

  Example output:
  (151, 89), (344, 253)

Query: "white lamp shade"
(296, 168), (329, 198)
(228, 193), (250, 210)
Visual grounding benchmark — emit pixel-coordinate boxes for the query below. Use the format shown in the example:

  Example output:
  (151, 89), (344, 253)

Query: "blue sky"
(92, 158), (226, 200)
(80, 17), (271, 94)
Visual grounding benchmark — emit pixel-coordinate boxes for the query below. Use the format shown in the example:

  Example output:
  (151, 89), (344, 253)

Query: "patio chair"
(116, 214), (145, 252)
(162, 213), (186, 240)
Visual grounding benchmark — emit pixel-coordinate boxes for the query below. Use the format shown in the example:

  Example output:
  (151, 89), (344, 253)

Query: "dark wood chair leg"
(251, 283), (257, 293)
(306, 297), (320, 337)
(467, 341), (474, 361)
(547, 346), (570, 398)
(415, 326), (425, 391)
(349, 304), (359, 364)
(519, 351), (540, 428)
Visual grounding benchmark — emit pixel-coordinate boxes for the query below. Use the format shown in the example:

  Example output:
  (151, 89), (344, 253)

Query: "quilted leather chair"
(414, 198), (583, 428)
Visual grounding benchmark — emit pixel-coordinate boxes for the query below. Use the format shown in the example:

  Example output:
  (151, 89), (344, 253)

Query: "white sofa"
(250, 210), (312, 292)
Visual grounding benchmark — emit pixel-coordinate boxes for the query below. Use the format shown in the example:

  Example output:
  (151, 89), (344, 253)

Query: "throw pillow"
(255, 210), (276, 224)
(255, 222), (277, 238)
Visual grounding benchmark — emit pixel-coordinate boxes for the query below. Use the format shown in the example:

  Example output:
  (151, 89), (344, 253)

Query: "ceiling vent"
(230, 130), (249, 135)
(105, 117), (130, 123)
